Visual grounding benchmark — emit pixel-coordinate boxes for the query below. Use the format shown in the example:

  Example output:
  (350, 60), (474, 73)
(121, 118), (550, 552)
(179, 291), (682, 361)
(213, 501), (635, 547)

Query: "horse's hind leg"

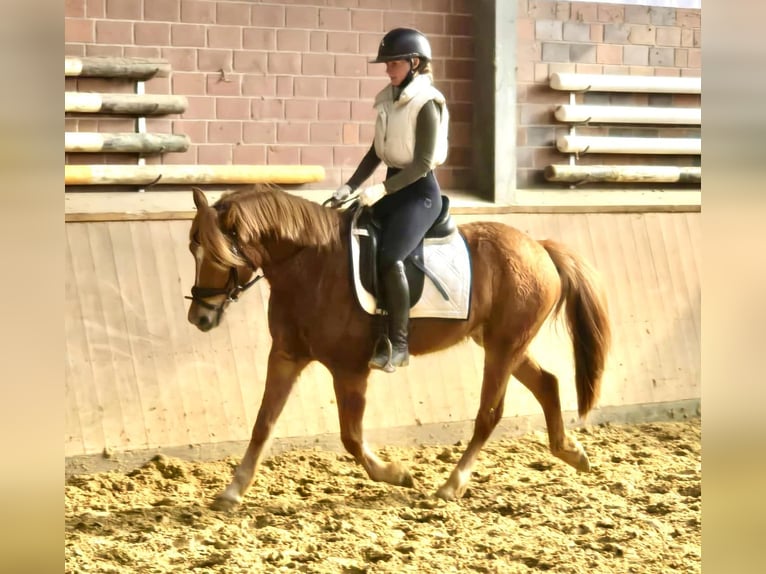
(435, 339), (520, 501)
(331, 369), (414, 488)
(513, 354), (590, 472)
(212, 348), (308, 511)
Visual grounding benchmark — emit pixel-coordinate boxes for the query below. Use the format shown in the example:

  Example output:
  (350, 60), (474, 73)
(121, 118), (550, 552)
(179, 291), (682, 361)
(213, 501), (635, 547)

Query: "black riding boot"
(369, 261), (410, 373)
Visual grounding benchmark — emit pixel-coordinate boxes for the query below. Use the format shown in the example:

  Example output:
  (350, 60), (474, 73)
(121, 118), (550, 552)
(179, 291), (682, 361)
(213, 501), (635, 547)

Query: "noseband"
(185, 237), (263, 314)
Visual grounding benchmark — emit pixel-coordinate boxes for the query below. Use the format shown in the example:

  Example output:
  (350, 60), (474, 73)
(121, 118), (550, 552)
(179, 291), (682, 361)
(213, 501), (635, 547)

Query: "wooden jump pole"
(549, 72), (701, 94)
(556, 135), (701, 155)
(554, 104), (701, 125)
(65, 133), (190, 154)
(65, 164), (326, 186)
(65, 92), (188, 115)
(65, 57), (172, 79)
(544, 164), (701, 184)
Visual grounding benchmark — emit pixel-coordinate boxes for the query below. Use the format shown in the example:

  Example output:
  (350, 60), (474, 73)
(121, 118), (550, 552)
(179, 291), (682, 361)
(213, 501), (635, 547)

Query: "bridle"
(185, 234), (263, 315)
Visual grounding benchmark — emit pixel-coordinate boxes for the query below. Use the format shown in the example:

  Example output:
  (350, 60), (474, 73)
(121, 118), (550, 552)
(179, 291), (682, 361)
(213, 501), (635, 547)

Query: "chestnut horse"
(186, 186), (611, 511)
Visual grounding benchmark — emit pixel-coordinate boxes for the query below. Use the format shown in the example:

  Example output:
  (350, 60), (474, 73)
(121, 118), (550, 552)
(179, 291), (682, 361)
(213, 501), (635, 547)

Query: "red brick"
(310, 31), (327, 51)
(216, 97), (251, 120)
(302, 54), (334, 76)
(676, 9), (700, 29)
(318, 101), (350, 121)
(285, 100), (318, 120)
(334, 144), (369, 168)
(145, 118), (172, 133)
(327, 31), (358, 53)
(359, 0), (389, 8)
(277, 29), (310, 52)
(384, 12), (417, 32)
(268, 53), (301, 75)
(126, 45), (161, 58)
(674, 48), (688, 68)
(180, 0), (215, 24)
(242, 76), (277, 97)
(174, 120), (206, 144)
(95, 20), (131, 44)
(182, 96), (214, 119)
(327, 77), (358, 99)
(161, 147), (197, 164)
(336, 55), (367, 77)
(198, 49), (233, 72)
(232, 51), (267, 74)
(161, 47), (197, 71)
(205, 73), (241, 96)
(277, 123), (310, 143)
(596, 44), (622, 65)
(295, 77), (327, 97)
(85, 44), (123, 57)
(251, 99), (284, 120)
(301, 146), (334, 165)
(286, 5), (318, 28)
(310, 123), (343, 144)
(590, 23), (604, 43)
(171, 24), (205, 47)
(351, 101), (375, 122)
(217, 2), (250, 26)
(597, 4), (624, 23)
(145, 0), (180, 22)
(687, 48), (700, 68)
(85, 0), (104, 18)
(655, 67), (680, 78)
(251, 4), (284, 27)
(319, 7), (351, 30)
(416, 13), (446, 35)
(277, 76), (294, 97)
(208, 26), (242, 49)
(207, 121), (242, 143)
(243, 122), (277, 144)
(656, 26), (681, 47)
(65, 45), (85, 57)
(135, 22), (171, 46)
(198, 144), (232, 164)
(106, 0), (141, 19)
(571, 2), (597, 23)
(360, 78), (386, 98)
(359, 32), (381, 55)
(267, 145), (301, 165)
(243, 28), (276, 50)
(351, 11), (382, 32)
(233, 145), (266, 165)
(145, 76), (171, 94)
(342, 123), (359, 145)
(65, 18), (94, 43)
(66, 0), (85, 17)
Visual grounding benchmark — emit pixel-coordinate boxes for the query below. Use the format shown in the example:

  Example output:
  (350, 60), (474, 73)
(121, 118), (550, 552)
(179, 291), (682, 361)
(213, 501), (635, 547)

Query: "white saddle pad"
(350, 217), (472, 320)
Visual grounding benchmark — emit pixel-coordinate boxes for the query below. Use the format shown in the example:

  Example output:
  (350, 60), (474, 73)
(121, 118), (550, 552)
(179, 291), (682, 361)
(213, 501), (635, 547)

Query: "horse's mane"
(192, 185), (342, 269)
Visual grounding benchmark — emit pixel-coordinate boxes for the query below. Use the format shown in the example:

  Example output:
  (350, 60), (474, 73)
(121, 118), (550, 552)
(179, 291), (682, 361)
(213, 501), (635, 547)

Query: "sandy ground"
(65, 418), (700, 573)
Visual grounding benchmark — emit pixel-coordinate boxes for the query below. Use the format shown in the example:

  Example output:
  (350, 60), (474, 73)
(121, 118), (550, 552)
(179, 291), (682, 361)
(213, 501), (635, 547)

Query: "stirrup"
(369, 335), (396, 373)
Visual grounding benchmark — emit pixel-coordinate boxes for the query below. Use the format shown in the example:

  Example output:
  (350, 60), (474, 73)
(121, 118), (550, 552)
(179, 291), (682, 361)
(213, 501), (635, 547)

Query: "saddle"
(355, 196), (457, 310)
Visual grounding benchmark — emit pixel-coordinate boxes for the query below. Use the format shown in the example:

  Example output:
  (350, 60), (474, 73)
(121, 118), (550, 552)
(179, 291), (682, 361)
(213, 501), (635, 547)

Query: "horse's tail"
(539, 240), (611, 419)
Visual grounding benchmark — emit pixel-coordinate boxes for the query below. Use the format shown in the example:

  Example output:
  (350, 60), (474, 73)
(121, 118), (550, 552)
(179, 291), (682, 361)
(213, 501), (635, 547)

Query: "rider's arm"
(346, 144), (382, 190)
(382, 99), (440, 193)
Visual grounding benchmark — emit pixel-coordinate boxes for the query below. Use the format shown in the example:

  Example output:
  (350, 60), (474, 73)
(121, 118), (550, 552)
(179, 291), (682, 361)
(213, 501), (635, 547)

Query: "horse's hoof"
(400, 471), (415, 488)
(434, 485), (456, 501)
(575, 454), (591, 473)
(211, 494), (241, 512)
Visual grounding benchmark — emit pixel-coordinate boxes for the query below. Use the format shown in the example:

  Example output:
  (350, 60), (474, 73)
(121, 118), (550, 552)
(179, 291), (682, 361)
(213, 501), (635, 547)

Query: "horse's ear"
(192, 187), (209, 210)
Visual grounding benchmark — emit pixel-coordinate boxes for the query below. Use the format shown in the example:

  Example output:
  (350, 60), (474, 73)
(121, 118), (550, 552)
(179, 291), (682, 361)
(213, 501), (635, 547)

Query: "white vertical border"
(494, 0), (517, 204)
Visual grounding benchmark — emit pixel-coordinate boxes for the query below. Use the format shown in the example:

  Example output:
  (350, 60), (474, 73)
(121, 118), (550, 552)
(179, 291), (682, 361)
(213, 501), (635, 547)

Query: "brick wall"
(65, 0), (475, 191)
(516, 0), (701, 188)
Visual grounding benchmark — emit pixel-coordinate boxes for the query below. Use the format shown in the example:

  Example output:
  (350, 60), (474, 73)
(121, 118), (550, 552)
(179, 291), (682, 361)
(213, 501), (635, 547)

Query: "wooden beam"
(65, 57), (171, 79)
(550, 72), (701, 94)
(65, 132), (190, 154)
(544, 164), (701, 183)
(65, 92), (187, 115)
(555, 104), (701, 125)
(65, 164), (326, 186)
(556, 135), (701, 155)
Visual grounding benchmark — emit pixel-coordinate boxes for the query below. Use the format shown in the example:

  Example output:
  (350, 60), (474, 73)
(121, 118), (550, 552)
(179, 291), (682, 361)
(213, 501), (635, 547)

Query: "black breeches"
(372, 170), (443, 272)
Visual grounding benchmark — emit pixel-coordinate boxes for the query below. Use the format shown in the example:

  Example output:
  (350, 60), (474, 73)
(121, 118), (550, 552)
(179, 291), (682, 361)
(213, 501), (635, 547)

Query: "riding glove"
(359, 183), (387, 206)
(332, 184), (352, 203)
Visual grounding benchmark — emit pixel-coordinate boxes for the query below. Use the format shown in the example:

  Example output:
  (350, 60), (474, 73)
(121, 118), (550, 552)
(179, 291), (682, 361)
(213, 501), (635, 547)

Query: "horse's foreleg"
(332, 370), (414, 488)
(435, 342), (518, 501)
(513, 355), (590, 472)
(212, 348), (308, 511)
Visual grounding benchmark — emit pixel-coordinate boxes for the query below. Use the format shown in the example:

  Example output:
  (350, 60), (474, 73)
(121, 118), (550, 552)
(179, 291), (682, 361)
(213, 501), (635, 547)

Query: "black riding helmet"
(370, 27), (432, 63)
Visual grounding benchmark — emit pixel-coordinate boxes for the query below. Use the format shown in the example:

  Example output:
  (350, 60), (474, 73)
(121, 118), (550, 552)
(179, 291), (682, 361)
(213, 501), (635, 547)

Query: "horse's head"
(186, 188), (262, 332)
